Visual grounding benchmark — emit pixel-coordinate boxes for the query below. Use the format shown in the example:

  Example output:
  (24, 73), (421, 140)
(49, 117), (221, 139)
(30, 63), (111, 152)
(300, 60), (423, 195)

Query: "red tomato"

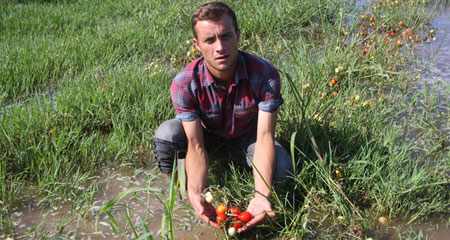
(238, 211), (252, 223)
(216, 213), (227, 225)
(232, 222), (243, 229)
(216, 204), (227, 215)
(228, 207), (240, 218)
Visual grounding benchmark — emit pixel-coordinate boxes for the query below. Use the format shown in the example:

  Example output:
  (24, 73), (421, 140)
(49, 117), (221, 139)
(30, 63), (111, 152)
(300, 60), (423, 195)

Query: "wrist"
(188, 185), (204, 195)
(254, 190), (271, 199)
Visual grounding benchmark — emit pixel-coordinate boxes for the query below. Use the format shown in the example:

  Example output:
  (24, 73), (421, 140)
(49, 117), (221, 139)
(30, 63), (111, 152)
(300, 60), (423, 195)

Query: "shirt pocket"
(204, 110), (221, 120)
(234, 105), (257, 119)
(200, 108), (222, 126)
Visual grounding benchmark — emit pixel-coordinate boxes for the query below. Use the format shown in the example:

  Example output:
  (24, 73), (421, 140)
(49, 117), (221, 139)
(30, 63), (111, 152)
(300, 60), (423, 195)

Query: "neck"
(207, 61), (237, 88)
(216, 76), (234, 88)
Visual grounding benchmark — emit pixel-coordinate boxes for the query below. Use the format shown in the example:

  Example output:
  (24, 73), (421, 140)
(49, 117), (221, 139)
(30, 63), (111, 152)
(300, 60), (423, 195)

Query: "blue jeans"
(153, 119), (293, 183)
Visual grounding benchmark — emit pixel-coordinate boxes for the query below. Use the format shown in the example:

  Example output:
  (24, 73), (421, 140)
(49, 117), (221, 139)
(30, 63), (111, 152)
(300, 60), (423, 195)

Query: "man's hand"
(189, 191), (221, 229)
(237, 194), (276, 233)
(237, 110), (277, 233)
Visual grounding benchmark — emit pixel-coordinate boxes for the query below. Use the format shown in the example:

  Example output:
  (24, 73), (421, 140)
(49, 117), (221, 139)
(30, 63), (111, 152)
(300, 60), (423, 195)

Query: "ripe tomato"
(329, 79), (337, 87)
(238, 211), (252, 223)
(232, 222), (243, 229)
(228, 207), (240, 218)
(216, 204), (227, 215)
(216, 213), (227, 225)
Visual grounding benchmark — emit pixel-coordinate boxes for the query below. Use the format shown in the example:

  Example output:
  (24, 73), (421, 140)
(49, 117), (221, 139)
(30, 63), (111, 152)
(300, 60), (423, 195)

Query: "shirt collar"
(201, 51), (248, 87)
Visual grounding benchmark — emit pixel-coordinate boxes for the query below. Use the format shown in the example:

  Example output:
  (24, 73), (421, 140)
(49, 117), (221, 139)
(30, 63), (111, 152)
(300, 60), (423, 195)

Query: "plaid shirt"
(171, 51), (283, 139)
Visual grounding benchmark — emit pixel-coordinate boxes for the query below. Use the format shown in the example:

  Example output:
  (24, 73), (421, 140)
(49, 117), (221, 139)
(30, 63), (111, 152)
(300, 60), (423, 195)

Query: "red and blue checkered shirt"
(171, 51), (283, 139)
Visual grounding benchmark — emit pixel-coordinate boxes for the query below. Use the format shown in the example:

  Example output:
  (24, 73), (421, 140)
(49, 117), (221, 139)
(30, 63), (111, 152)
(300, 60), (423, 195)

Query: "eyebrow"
(202, 31), (233, 42)
(204, 36), (216, 42)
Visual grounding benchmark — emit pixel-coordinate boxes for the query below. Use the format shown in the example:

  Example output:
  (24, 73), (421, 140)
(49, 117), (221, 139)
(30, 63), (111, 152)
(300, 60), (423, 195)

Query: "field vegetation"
(1, 0), (449, 239)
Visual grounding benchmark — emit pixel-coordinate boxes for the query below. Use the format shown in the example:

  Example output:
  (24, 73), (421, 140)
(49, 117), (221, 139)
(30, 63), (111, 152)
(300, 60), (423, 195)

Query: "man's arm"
(181, 118), (220, 228)
(238, 110), (278, 233)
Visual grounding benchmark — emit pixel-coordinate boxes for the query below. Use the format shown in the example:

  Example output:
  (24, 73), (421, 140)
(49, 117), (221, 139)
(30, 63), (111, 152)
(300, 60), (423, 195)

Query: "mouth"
(215, 55), (228, 61)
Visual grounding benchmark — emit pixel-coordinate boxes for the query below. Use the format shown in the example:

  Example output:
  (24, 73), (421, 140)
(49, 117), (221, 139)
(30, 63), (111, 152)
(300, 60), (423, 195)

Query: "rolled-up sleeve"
(171, 80), (199, 121)
(258, 67), (283, 112)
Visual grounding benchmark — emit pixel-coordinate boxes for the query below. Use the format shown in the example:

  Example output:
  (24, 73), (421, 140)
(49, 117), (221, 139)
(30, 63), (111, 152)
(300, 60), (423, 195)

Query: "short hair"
(191, 2), (239, 38)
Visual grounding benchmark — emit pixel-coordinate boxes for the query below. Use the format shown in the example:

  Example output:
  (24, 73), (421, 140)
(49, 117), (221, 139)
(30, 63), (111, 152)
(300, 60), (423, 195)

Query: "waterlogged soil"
(7, 165), (282, 240)
(414, 5), (450, 89)
(377, 216), (450, 240)
(6, 4), (450, 240)
(7, 165), (218, 239)
(9, 164), (448, 240)
(375, 4), (450, 240)
(10, 165), (226, 239)
(401, 5), (450, 159)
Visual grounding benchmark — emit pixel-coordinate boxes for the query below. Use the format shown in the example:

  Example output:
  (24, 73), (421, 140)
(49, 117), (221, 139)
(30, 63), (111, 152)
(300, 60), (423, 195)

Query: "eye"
(204, 37), (215, 44)
(222, 34), (232, 40)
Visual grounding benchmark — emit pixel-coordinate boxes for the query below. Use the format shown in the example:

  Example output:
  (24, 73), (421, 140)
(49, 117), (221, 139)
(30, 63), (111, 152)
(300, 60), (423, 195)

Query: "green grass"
(1, 0), (449, 239)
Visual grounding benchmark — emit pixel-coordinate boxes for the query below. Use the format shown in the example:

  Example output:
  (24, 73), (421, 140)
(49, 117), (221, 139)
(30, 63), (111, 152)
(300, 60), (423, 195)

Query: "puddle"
(369, 215), (450, 240)
(7, 164), (286, 239)
(414, 4), (450, 89)
(7, 165), (218, 239)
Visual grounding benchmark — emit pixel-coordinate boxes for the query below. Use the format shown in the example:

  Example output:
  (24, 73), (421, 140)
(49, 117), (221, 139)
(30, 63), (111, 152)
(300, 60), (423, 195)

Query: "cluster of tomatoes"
(205, 191), (253, 236)
(215, 204), (252, 236)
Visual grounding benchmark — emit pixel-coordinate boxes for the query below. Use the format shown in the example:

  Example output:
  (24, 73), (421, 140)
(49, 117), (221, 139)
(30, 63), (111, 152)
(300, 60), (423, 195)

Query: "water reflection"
(414, 4), (450, 89)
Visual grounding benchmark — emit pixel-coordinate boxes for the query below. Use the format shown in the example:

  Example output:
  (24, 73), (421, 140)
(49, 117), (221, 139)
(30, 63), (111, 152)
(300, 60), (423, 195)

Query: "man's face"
(193, 14), (240, 79)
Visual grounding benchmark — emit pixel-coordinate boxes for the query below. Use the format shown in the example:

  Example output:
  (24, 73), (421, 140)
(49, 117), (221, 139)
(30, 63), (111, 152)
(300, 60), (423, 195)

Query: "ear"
(193, 38), (201, 53)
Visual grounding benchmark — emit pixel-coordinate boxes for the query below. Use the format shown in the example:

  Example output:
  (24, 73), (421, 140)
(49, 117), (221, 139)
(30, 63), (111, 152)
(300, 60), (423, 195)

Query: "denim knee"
(153, 119), (187, 173)
(231, 140), (293, 185)
(273, 143), (294, 185)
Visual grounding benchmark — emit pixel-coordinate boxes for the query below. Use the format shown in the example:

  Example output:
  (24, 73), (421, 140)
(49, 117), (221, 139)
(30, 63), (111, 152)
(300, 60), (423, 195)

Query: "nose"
(215, 38), (225, 53)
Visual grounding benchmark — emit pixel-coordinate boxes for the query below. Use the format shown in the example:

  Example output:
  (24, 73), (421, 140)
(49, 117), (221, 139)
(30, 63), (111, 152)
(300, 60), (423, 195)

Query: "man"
(153, 2), (293, 233)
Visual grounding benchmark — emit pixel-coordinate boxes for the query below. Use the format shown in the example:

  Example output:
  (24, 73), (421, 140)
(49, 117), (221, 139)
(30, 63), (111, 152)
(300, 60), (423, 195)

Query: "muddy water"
(414, 4), (450, 89)
(8, 165), (283, 240)
(8, 166), (218, 239)
(378, 4), (450, 240)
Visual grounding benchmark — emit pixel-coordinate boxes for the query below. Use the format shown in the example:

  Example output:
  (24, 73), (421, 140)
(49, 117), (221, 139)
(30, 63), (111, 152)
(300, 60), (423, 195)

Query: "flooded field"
(3, 3), (450, 240)
(379, 4), (450, 240)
